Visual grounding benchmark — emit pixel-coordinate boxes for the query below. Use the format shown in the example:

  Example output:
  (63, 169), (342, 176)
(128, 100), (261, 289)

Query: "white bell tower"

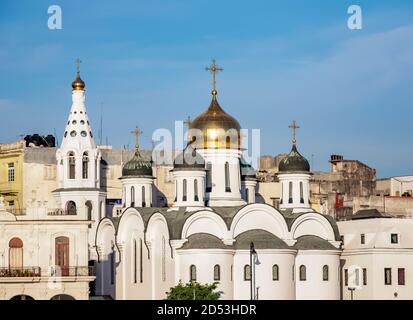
(53, 59), (106, 258)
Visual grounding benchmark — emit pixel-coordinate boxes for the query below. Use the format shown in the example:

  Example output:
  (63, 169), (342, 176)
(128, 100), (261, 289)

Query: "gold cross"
(205, 58), (223, 96)
(289, 120), (300, 145)
(131, 127), (143, 150)
(75, 58), (82, 75)
(184, 116), (192, 141)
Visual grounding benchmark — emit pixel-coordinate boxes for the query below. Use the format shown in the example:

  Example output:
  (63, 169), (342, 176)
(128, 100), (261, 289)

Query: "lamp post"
(250, 242), (256, 300)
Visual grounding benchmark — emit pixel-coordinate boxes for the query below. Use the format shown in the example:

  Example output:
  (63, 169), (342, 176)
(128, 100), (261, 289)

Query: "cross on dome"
(289, 120), (300, 145)
(205, 58), (223, 96)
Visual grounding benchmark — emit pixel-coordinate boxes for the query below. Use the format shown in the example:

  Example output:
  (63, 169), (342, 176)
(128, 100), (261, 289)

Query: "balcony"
(47, 208), (77, 216)
(0, 267), (41, 278)
(50, 266), (95, 277)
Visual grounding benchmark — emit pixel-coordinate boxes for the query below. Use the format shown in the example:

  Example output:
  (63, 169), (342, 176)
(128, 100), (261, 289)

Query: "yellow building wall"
(0, 141), (24, 212)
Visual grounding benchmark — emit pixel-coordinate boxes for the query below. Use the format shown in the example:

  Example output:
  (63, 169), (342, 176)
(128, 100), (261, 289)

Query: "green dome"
(173, 142), (205, 171)
(278, 144), (310, 173)
(122, 150), (153, 177)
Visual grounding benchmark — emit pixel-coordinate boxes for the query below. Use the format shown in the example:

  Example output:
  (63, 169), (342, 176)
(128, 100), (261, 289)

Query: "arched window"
(214, 264), (221, 281)
(246, 188), (249, 203)
(131, 186), (135, 207)
(82, 152), (89, 179)
(66, 201), (76, 215)
(110, 252), (115, 285)
(272, 264), (279, 281)
(190, 265), (197, 282)
(142, 186), (146, 207)
(226, 136), (231, 149)
(244, 264), (251, 281)
(206, 162), (212, 192)
(300, 181), (304, 203)
(288, 181), (293, 203)
(133, 239), (137, 283)
(68, 152), (76, 179)
(323, 265), (329, 281)
(299, 265), (306, 281)
(85, 201), (92, 228)
(182, 179), (187, 202)
(194, 179), (199, 201)
(9, 237), (23, 269)
(225, 162), (231, 192)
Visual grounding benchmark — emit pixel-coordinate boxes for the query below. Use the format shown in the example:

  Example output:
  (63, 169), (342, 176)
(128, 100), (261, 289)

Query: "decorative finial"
(205, 58), (223, 96)
(72, 58), (85, 90)
(288, 120), (300, 146)
(131, 127), (143, 151)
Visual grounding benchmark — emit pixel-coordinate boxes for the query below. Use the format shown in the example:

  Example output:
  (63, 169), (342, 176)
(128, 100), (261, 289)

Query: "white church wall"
(295, 251), (341, 300)
(176, 249), (234, 300)
(232, 250), (296, 300)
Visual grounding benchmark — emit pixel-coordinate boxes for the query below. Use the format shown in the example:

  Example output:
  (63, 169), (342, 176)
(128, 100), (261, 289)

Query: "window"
(225, 162), (231, 192)
(226, 136), (231, 149)
(384, 268), (392, 285)
(131, 186), (135, 207)
(391, 234), (399, 244)
(246, 189), (249, 203)
(139, 239), (143, 283)
(292, 265), (295, 281)
(68, 152), (76, 179)
(85, 201), (92, 227)
(9, 237), (23, 269)
(272, 265), (279, 281)
(244, 265), (251, 281)
(300, 181), (304, 203)
(231, 265), (233, 281)
(398, 268), (405, 286)
(194, 179), (199, 201)
(214, 265), (220, 281)
(206, 162), (212, 192)
(280, 183), (283, 204)
(133, 239), (137, 283)
(66, 201), (76, 215)
(142, 186), (146, 207)
(182, 179), (187, 202)
(55, 237), (69, 276)
(82, 152), (89, 179)
(8, 163), (15, 182)
(110, 252), (115, 285)
(360, 234), (365, 244)
(363, 268), (367, 286)
(288, 181), (293, 203)
(299, 265), (306, 281)
(323, 265), (329, 281)
(190, 265), (197, 282)
(344, 269), (348, 286)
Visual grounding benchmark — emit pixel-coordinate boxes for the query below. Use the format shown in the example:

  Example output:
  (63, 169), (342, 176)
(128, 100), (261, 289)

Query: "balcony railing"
(50, 266), (95, 277)
(47, 208), (77, 216)
(0, 267), (41, 278)
(5, 207), (26, 215)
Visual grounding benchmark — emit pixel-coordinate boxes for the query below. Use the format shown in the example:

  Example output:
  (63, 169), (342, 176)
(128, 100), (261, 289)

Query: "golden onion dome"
(189, 94), (241, 149)
(72, 73), (85, 91)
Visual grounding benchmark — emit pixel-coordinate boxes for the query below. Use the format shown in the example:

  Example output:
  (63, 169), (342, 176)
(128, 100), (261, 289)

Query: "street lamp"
(250, 242), (257, 300)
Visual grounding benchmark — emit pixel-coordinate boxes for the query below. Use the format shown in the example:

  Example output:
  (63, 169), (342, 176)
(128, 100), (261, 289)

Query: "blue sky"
(0, 0), (412, 177)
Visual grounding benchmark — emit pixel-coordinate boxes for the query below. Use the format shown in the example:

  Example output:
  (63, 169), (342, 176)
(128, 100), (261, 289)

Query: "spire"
(205, 58), (223, 96)
(72, 58), (85, 91)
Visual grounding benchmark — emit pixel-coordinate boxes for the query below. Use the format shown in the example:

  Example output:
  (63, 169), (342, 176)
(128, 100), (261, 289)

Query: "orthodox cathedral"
(91, 60), (342, 300)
